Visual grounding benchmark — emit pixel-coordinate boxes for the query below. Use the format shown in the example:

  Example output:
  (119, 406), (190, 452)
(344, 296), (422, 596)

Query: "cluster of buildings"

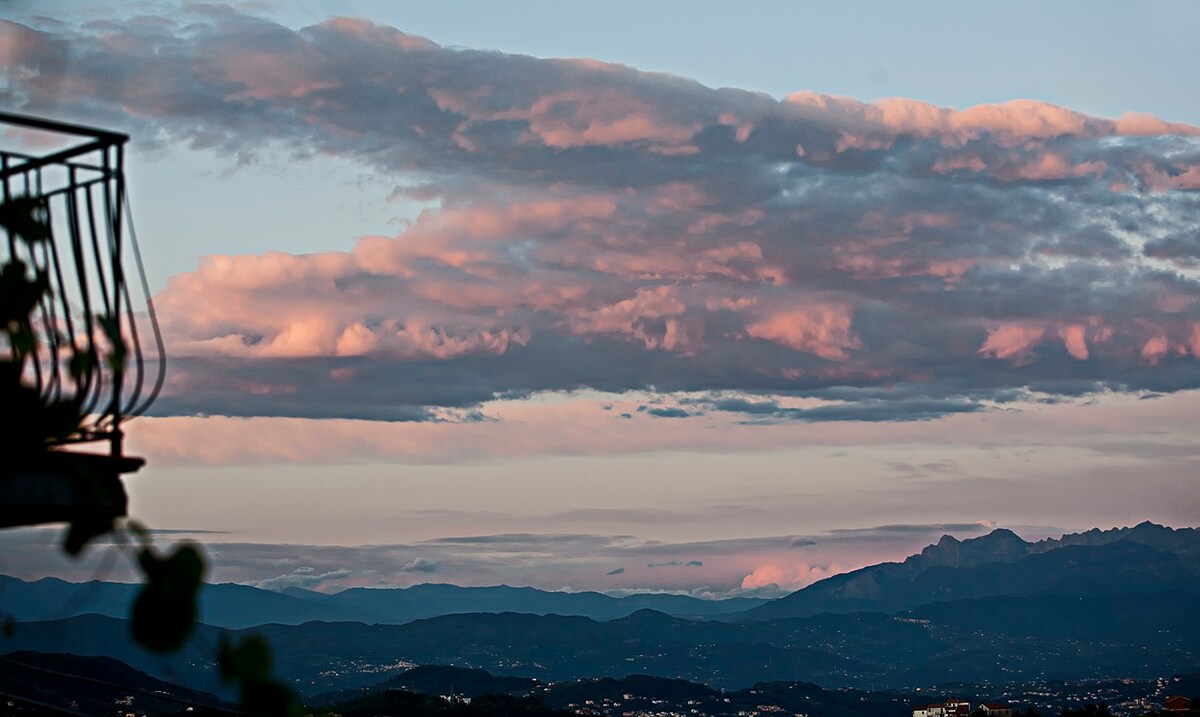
(913, 700), (1013, 717)
(912, 696), (1197, 717)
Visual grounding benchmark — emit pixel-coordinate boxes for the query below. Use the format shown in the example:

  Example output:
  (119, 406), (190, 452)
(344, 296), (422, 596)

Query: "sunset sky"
(2, 1), (1198, 597)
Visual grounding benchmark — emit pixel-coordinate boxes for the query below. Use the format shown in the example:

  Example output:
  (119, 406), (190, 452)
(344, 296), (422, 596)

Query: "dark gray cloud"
(3, 9), (1200, 423)
(548, 508), (706, 524)
(822, 523), (993, 539)
(420, 533), (634, 548)
(646, 407), (691, 419)
(605, 567), (625, 576)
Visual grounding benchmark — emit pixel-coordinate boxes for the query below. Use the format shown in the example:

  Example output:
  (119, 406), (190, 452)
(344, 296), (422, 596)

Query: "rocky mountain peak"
(910, 528), (1031, 569)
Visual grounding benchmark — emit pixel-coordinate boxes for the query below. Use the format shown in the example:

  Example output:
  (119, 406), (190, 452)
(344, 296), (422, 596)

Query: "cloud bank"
(5, 8), (1200, 425)
(0, 521), (1006, 596)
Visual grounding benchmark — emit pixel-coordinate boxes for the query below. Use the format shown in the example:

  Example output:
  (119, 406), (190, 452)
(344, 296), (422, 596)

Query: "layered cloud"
(0, 521), (1008, 596)
(5, 8), (1200, 424)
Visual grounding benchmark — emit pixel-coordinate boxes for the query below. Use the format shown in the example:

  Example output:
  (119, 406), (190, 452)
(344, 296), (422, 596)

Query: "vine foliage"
(1, 196), (299, 716)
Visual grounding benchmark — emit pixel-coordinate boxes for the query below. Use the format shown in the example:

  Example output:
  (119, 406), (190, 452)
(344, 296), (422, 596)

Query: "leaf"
(63, 518), (113, 557)
(7, 326), (36, 360)
(98, 314), (128, 373)
(219, 635), (273, 683)
(240, 678), (301, 717)
(68, 349), (93, 383)
(130, 542), (205, 653)
(124, 519), (150, 543)
(219, 636), (302, 717)
(0, 197), (50, 244)
(0, 263), (44, 319)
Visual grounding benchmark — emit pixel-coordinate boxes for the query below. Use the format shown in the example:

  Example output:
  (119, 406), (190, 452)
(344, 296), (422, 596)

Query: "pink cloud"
(1142, 334), (1172, 364)
(432, 197), (619, 240)
(214, 48), (335, 101)
(978, 324), (1046, 364)
(979, 320), (1116, 365)
(523, 89), (700, 148)
(570, 242), (782, 284)
(1113, 111), (1200, 136)
(1156, 295), (1195, 313)
(567, 286), (698, 351)
(434, 83), (702, 151)
(1058, 325), (1090, 361)
(717, 112), (754, 142)
(1138, 162), (1200, 191)
(745, 305), (860, 360)
(932, 155), (988, 173)
(7, 9), (1200, 424)
(934, 150), (1107, 182)
(786, 93), (1200, 147)
(318, 16), (437, 51)
(1001, 152), (1107, 181)
(740, 562), (842, 591)
(110, 384), (1200, 476)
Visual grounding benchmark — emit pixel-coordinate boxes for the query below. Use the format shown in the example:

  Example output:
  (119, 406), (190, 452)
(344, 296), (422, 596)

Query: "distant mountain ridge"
(1034, 521), (1200, 563)
(5, 589), (1197, 696)
(899, 521), (1199, 571)
(0, 575), (383, 628)
(315, 583), (768, 622)
(3, 522), (1197, 696)
(740, 521), (1200, 620)
(4, 522), (1194, 628)
(0, 575), (767, 628)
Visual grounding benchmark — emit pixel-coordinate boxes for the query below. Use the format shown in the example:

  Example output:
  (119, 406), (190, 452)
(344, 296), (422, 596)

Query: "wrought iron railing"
(0, 111), (164, 458)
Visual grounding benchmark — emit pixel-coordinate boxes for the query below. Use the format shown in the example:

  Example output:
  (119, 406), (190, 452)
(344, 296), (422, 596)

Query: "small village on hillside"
(913, 700), (1012, 717)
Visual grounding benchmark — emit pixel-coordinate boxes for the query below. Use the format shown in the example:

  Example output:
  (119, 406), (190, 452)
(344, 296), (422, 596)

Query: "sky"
(1, 1), (1199, 597)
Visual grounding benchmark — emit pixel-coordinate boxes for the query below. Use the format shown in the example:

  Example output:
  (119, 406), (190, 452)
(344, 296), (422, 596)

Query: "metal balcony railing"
(0, 111), (164, 460)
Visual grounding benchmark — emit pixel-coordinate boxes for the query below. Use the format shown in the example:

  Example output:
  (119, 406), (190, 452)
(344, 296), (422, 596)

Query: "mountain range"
(743, 521), (1200, 620)
(3, 589), (1197, 698)
(284, 582), (769, 622)
(4, 522), (1194, 629)
(0, 575), (767, 628)
(1, 521), (1197, 699)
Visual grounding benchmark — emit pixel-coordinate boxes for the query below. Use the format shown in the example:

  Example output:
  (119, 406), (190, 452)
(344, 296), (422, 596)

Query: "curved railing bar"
(28, 168), (64, 404)
(95, 148), (124, 431)
(122, 188), (166, 419)
(64, 167), (104, 420)
(84, 180), (113, 317)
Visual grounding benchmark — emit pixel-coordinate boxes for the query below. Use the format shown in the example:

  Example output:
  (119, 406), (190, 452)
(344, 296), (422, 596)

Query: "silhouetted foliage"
(0, 198), (88, 453)
(1, 194), (297, 715)
(131, 540), (205, 653)
(219, 635), (302, 717)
